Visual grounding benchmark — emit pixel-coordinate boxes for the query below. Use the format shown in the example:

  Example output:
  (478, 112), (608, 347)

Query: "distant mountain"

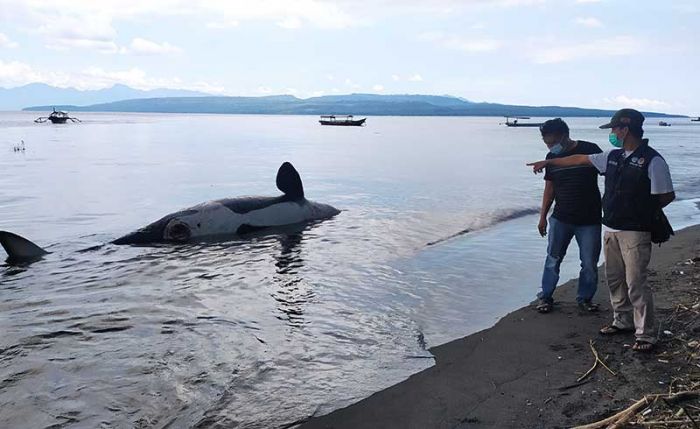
(0, 83), (211, 111)
(23, 93), (681, 118)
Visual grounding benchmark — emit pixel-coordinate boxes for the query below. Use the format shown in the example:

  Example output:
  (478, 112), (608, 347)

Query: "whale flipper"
(276, 162), (304, 200)
(0, 231), (49, 263)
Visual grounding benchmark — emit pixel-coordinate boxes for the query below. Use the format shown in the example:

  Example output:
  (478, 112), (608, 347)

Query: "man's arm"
(538, 180), (554, 237)
(527, 154), (592, 174)
(649, 157), (675, 208)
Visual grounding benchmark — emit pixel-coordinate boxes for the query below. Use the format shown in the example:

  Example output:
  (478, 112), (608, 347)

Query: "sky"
(0, 0), (698, 114)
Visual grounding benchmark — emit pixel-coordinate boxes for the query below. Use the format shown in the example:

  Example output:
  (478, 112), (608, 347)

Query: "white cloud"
(344, 78), (361, 89)
(206, 20), (240, 29)
(277, 16), (302, 29)
(257, 86), (273, 94)
(0, 33), (18, 48)
(575, 0), (601, 3)
(1, 0), (557, 40)
(671, 3), (700, 13)
(45, 39), (122, 54)
(372, 84), (384, 92)
(1, 0), (360, 32)
(80, 66), (174, 89)
(128, 38), (181, 55)
(603, 95), (669, 109)
(0, 59), (223, 92)
(493, 0), (546, 6)
(408, 73), (423, 82)
(530, 36), (642, 64)
(37, 13), (122, 53)
(575, 17), (602, 27)
(419, 31), (501, 53)
(0, 60), (54, 86)
(391, 74), (400, 81)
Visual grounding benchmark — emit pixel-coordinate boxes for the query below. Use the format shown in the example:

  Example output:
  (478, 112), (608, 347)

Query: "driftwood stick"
(630, 420), (700, 426)
(607, 397), (656, 429)
(576, 340), (616, 383)
(557, 378), (593, 391)
(577, 359), (598, 383)
(572, 391), (700, 429)
(590, 340), (617, 376)
(572, 396), (650, 429)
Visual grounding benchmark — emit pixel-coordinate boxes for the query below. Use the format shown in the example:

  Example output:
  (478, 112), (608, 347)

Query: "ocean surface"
(1, 112), (699, 428)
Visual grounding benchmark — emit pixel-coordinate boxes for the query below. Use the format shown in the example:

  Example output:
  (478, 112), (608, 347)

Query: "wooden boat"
(319, 115), (366, 126)
(503, 116), (544, 127)
(35, 108), (81, 124)
(659, 121), (671, 127)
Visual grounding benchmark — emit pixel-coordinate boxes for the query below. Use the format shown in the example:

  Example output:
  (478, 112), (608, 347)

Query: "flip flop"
(536, 301), (553, 313)
(632, 340), (655, 352)
(599, 325), (634, 335)
(578, 301), (600, 312)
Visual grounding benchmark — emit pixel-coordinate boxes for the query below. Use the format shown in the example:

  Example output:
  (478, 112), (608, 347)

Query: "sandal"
(536, 301), (553, 313)
(578, 301), (600, 312)
(599, 325), (634, 335)
(632, 340), (655, 352)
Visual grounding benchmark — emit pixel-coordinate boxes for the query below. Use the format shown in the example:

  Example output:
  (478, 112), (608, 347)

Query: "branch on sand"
(576, 339), (617, 383)
(572, 391), (700, 429)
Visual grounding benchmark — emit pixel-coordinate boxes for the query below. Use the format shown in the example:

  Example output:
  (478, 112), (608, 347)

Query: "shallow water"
(1, 112), (699, 428)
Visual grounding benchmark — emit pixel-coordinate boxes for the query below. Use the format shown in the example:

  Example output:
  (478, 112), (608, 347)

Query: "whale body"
(0, 162), (339, 263)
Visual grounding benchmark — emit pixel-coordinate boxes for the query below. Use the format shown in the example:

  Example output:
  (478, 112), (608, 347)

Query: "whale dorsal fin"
(0, 231), (49, 263)
(276, 162), (304, 200)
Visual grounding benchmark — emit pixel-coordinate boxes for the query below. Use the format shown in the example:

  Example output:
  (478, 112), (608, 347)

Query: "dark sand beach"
(300, 225), (700, 429)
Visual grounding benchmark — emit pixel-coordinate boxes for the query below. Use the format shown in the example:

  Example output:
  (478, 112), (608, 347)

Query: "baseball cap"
(599, 108), (645, 129)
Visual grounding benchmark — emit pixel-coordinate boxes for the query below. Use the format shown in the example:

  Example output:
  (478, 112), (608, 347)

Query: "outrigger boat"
(659, 121), (671, 127)
(35, 108), (81, 124)
(692, 117), (700, 122)
(502, 116), (544, 127)
(319, 115), (366, 126)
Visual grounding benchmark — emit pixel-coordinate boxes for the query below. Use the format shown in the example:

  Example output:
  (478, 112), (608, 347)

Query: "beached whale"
(0, 162), (340, 263)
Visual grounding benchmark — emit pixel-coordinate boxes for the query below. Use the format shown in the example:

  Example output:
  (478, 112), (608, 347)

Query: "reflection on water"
(272, 231), (309, 328)
(1, 113), (699, 428)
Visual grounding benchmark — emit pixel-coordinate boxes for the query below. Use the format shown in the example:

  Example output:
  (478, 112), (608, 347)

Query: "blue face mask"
(609, 132), (623, 148)
(549, 143), (564, 155)
(548, 137), (565, 155)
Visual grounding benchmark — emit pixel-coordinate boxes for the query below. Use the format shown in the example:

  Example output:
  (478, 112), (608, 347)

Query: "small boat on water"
(34, 108), (81, 124)
(319, 115), (366, 126)
(659, 121), (671, 127)
(503, 116), (544, 127)
(692, 117), (700, 122)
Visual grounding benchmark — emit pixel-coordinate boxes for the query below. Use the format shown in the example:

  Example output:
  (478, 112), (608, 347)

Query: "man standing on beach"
(535, 118), (603, 314)
(527, 109), (675, 352)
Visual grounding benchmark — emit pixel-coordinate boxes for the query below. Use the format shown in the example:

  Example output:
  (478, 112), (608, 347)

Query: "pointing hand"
(526, 160), (548, 174)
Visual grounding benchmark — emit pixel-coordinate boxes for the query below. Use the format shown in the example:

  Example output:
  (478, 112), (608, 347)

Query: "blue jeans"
(539, 217), (601, 304)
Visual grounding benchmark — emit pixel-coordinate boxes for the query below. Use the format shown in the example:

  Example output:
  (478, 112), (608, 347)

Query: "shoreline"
(299, 224), (700, 429)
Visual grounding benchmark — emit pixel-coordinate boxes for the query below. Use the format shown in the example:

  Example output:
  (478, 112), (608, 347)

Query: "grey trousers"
(603, 230), (656, 343)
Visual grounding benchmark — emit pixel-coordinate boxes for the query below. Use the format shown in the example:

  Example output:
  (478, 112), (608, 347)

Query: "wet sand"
(299, 225), (700, 429)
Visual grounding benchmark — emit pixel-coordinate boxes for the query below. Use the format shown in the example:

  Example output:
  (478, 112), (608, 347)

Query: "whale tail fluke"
(0, 231), (49, 263)
(276, 162), (304, 200)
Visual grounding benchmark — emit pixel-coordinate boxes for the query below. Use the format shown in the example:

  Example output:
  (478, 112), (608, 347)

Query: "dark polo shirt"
(544, 140), (603, 225)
